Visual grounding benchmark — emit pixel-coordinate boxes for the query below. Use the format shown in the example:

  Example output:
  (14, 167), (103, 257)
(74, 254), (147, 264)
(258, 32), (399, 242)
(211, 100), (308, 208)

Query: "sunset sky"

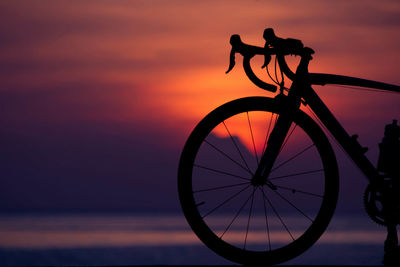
(1, 0), (399, 213)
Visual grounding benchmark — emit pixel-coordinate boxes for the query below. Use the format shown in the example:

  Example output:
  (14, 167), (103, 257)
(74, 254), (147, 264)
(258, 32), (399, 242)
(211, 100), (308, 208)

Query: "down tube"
(304, 89), (380, 183)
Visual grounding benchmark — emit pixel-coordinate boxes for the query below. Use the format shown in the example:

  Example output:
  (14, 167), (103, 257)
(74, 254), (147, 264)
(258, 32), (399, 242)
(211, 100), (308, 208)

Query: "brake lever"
(226, 34), (242, 74)
(226, 47), (236, 74)
(261, 53), (271, 69)
(260, 41), (272, 69)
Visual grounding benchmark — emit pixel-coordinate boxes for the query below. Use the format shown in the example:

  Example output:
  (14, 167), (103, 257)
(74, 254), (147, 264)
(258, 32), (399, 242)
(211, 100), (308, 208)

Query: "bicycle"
(178, 28), (400, 265)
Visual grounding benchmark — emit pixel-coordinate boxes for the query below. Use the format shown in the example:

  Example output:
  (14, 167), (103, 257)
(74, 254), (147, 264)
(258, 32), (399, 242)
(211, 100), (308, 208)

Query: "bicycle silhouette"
(178, 28), (400, 265)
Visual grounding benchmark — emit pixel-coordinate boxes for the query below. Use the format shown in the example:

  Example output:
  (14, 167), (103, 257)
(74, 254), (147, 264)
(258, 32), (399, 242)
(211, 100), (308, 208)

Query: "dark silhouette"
(178, 28), (400, 265)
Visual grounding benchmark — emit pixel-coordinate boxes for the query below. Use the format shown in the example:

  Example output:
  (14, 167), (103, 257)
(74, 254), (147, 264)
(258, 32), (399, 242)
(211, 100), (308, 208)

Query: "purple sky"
(1, 0), (399, 213)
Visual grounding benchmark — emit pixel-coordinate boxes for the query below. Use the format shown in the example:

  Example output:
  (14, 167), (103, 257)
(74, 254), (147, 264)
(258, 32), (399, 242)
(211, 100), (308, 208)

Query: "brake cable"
(265, 56), (286, 93)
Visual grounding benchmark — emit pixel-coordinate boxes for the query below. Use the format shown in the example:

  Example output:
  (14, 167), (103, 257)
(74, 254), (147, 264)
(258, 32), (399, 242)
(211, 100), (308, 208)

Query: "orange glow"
(0, 229), (386, 248)
(211, 111), (275, 154)
(1, 0), (399, 149)
(0, 215), (387, 249)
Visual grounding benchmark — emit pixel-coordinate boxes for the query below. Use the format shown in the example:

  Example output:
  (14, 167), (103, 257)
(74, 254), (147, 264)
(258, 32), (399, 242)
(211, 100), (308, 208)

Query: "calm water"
(0, 213), (387, 266)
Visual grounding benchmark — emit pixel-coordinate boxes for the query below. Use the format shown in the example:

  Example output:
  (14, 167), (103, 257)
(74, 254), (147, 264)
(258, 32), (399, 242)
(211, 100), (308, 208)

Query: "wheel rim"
(179, 97), (338, 264)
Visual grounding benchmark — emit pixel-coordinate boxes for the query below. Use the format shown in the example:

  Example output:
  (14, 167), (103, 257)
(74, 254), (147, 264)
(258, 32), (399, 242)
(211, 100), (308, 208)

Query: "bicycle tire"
(178, 96), (338, 265)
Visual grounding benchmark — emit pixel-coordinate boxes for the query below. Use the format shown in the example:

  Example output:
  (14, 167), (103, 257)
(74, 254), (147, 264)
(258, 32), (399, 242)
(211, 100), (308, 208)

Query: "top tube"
(310, 73), (400, 93)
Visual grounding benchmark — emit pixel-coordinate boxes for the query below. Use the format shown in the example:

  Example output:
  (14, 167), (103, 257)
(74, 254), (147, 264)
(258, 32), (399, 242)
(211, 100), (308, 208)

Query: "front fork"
(252, 50), (311, 186)
(251, 94), (300, 186)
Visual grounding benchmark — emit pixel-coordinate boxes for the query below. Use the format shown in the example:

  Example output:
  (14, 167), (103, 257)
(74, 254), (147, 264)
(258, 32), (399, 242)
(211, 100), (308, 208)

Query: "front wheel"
(178, 97), (339, 265)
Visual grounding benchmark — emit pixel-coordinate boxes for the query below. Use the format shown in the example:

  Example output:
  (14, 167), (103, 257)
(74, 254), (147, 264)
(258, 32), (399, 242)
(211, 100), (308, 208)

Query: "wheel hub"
(251, 175), (277, 190)
(251, 175), (265, 186)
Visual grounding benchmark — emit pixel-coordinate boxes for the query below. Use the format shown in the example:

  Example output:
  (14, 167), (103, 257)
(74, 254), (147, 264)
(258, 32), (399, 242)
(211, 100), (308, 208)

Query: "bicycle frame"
(255, 50), (400, 186)
(304, 86), (380, 183)
(306, 73), (399, 184)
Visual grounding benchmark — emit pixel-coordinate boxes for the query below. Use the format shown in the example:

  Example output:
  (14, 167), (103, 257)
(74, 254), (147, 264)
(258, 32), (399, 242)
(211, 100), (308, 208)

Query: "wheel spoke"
(193, 181), (250, 193)
(275, 185), (323, 198)
(244, 187), (257, 249)
(202, 184), (251, 219)
(274, 112), (279, 125)
(260, 187), (272, 251)
(279, 124), (297, 153)
(247, 112), (259, 164)
(271, 143), (315, 173)
(220, 186), (256, 239)
(263, 113), (276, 154)
(204, 139), (252, 175)
(269, 169), (324, 181)
(223, 121), (253, 175)
(271, 189), (314, 222)
(261, 188), (295, 241)
(194, 164), (251, 181)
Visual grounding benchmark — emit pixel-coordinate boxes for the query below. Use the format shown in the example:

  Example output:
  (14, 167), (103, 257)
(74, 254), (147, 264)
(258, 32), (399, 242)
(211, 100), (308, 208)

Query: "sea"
(0, 212), (388, 266)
